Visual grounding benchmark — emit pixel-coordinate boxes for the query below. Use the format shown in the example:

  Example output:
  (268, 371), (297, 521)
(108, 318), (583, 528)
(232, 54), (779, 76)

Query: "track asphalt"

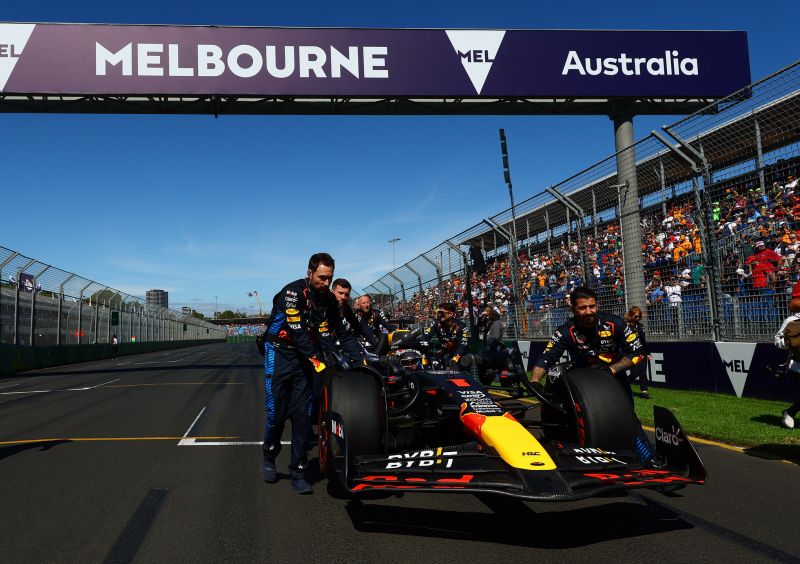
(1, 342), (798, 563)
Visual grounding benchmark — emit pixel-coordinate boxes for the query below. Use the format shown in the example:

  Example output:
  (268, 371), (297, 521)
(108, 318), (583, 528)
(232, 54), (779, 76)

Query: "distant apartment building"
(146, 289), (168, 308)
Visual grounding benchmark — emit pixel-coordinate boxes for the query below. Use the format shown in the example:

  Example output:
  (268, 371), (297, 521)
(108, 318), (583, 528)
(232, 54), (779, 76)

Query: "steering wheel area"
(384, 370), (421, 416)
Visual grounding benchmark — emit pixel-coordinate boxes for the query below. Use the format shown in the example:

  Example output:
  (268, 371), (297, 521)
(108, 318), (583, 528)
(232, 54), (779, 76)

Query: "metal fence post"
(13, 259), (35, 345)
(57, 274), (75, 345)
(420, 254), (443, 311)
(30, 266), (50, 346)
(375, 280), (393, 314)
(387, 272), (405, 304)
(403, 264), (425, 322)
(0, 252), (18, 343)
(77, 282), (92, 345)
(653, 128), (721, 341)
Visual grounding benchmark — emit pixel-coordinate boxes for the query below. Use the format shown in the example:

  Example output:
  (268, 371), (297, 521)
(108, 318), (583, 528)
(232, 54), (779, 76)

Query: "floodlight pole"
(498, 129), (524, 338)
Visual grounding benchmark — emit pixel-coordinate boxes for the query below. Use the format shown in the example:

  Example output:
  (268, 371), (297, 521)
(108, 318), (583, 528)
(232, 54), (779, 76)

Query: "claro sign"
(0, 24), (750, 97)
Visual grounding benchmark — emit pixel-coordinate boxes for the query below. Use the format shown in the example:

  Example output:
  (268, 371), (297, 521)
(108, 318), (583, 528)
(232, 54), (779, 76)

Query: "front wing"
(346, 407), (707, 501)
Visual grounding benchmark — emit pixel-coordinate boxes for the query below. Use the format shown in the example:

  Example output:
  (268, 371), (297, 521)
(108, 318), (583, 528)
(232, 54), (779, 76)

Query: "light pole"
(214, 295), (218, 319)
(499, 129), (523, 337)
(388, 238), (400, 315)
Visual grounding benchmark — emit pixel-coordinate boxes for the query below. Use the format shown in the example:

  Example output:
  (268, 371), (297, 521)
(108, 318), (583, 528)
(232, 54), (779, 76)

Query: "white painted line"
(0, 383), (21, 390)
(66, 378), (120, 391)
(124, 359), (183, 365)
(1, 379), (121, 394)
(90, 378), (120, 389)
(182, 407), (207, 438)
(178, 439), (290, 447)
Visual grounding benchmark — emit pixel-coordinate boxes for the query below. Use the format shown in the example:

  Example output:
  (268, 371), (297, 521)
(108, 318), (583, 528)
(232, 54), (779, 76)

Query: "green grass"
(631, 386), (800, 461)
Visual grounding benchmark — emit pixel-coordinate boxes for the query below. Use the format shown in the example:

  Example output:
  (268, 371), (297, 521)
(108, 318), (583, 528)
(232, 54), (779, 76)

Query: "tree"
(217, 310), (242, 320)
(191, 310), (206, 320)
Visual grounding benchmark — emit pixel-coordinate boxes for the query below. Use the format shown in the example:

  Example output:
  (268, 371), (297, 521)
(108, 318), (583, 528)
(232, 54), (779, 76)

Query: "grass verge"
(632, 386), (800, 462)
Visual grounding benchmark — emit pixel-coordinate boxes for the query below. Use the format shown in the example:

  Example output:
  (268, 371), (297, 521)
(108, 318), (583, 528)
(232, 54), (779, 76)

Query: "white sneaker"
(782, 410), (795, 429)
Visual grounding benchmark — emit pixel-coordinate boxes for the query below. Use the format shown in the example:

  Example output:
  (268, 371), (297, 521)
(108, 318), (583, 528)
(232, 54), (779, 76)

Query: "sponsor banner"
(0, 24), (749, 97)
(522, 340), (800, 402)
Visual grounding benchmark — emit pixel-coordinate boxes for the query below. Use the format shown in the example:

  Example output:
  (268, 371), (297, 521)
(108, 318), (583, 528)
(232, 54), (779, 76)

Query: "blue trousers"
(263, 343), (313, 479)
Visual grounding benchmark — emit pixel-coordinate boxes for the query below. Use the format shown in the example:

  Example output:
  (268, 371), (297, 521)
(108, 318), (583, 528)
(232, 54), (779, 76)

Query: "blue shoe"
(291, 477), (313, 495)
(262, 453), (278, 483)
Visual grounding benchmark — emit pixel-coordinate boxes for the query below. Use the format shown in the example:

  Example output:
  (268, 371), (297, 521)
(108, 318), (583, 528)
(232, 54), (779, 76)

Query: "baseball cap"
(755, 240), (765, 248)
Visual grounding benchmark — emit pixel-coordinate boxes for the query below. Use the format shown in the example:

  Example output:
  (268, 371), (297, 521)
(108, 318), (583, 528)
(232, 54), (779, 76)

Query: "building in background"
(146, 289), (168, 308)
(181, 306), (192, 316)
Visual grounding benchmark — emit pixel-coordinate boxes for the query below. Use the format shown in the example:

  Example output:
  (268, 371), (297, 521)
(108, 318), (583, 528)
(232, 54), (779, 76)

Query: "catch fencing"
(366, 61), (800, 343)
(0, 246), (226, 346)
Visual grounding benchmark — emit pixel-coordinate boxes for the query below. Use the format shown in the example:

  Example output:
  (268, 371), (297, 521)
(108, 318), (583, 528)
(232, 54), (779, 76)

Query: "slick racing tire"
(566, 368), (637, 452)
(319, 370), (385, 494)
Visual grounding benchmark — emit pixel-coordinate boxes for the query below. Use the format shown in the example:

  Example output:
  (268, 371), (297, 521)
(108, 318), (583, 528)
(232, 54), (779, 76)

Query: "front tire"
(319, 370), (385, 494)
(567, 368), (637, 452)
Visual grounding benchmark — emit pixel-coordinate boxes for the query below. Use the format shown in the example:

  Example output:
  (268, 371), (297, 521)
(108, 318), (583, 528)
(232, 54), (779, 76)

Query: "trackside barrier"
(515, 340), (800, 402)
(0, 339), (225, 376)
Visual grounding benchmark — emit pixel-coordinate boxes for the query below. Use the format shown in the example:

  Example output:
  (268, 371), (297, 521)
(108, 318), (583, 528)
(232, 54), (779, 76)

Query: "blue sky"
(1, 1), (796, 315)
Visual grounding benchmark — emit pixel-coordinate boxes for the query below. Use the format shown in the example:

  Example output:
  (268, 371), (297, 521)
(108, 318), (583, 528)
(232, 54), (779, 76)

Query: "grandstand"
(369, 62), (800, 343)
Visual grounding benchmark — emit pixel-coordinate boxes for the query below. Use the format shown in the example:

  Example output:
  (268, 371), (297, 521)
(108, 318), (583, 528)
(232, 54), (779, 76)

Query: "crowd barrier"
(0, 339), (225, 376)
(516, 340), (800, 402)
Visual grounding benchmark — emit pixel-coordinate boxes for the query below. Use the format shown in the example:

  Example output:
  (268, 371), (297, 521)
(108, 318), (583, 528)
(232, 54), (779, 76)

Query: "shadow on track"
(744, 415), (800, 464)
(345, 493), (692, 548)
(0, 439), (70, 462)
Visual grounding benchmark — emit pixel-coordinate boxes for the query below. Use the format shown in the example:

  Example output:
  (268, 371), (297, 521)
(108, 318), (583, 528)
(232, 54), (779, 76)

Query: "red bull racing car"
(318, 331), (706, 501)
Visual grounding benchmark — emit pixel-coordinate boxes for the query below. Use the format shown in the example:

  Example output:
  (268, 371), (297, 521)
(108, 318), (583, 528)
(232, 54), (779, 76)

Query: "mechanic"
(463, 305), (504, 364)
(354, 294), (394, 349)
(331, 278), (369, 361)
(773, 280), (800, 429)
(262, 253), (362, 494)
(423, 302), (471, 367)
(530, 287), (655, 462)
(624, 306), (651, 399)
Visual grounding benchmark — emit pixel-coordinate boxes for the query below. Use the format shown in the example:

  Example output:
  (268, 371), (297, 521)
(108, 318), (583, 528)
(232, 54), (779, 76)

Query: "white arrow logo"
(0, 24), (35, 92)
(445, 30), (506, 95)
(715, 341), (757, 398)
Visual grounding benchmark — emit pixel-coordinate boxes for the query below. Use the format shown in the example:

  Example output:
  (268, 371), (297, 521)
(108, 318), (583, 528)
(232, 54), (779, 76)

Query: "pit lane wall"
(516, 340), (800, 402)
(0, 340), (225, 376)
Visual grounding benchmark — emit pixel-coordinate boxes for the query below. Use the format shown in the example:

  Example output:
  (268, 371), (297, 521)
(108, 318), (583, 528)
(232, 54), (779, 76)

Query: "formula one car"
(318, 330), (706, 501)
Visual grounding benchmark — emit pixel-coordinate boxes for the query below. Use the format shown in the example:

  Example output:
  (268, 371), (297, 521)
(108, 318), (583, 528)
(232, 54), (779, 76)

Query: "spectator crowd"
(222, 323), (266, 337)
(391, 161), (800, 341)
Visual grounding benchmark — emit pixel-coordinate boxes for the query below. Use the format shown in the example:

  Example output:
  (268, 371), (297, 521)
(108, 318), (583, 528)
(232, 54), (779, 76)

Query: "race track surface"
(1, 343), (798, 563)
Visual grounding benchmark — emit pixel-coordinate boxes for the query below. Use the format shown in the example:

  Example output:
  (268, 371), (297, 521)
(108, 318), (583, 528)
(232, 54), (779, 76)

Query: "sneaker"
(782, 410), (795, 429)
(262, 454), (278, 483)
(291, 477), (313, 495)
(640, 391), (651, 399)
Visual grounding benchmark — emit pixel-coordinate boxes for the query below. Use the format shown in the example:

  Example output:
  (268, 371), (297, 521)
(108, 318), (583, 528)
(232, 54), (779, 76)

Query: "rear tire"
(567, 368), (637, 452)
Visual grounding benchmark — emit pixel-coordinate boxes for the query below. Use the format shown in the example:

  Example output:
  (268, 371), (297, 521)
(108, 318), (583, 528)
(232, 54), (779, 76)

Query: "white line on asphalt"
(121, 359), (184, 365)
(1, 379), (120, 395)
(0, 383), (21, 390)
(183, 407), (207, 438)
(178, 439), (290, 447)
(65, 378), (120, 391)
